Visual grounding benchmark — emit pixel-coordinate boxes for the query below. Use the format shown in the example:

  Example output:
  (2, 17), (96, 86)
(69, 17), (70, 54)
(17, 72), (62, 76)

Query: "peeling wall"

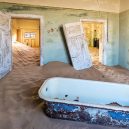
(1, 0), (120, 13)
(0, 2), (119, 66)
(119, 9), (129, 69)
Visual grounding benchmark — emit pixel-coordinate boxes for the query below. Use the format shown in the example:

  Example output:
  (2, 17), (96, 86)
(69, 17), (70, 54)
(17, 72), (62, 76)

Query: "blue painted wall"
(0, 2), (119, 65)
(119, 9), (129, 69)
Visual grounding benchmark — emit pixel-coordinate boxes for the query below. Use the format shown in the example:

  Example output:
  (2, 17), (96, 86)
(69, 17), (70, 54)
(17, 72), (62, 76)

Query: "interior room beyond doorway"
(11, 18), (40, 66)
(12, 18), (40, 48)
(82, 21), (103, 65)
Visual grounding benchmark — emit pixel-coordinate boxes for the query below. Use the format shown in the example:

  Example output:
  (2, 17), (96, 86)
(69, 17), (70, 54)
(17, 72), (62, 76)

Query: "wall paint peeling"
(0, 2), (119, 66)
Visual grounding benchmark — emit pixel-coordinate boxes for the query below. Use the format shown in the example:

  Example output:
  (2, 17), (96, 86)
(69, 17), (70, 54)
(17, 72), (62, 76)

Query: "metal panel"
(44, 101), (129, 128)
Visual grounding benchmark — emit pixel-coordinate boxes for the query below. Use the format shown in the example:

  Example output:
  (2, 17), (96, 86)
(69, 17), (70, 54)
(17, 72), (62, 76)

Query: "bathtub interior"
(39, 78), (129, 107)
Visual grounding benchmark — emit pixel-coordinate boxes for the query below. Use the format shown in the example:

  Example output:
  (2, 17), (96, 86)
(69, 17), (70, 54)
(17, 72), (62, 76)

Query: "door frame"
(0, 12), (12, 79)
(10, 13), (44, 66)
(80, 18), (107, 65)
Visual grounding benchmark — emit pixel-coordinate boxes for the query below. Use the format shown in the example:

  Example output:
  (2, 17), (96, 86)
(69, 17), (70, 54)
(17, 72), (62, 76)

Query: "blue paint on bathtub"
(44, 101), (129, 128)
(52, 103), (78, 112)
(108, 111), (129, 121)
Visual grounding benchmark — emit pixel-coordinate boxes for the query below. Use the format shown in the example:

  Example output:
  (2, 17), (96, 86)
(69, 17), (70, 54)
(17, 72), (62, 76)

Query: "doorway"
(11, 18), (40, 66)
(81, 19), (107, 65)
(12, 18), (40, 47)
(10, 14), (44, 66)
(0, 13), (44, 79)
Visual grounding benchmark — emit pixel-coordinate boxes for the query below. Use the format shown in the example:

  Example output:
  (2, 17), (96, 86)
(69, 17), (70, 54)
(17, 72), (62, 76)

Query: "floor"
(0, 42), (129, 129)
(89, 46), (129, 84)
(89, 46), (99, 65)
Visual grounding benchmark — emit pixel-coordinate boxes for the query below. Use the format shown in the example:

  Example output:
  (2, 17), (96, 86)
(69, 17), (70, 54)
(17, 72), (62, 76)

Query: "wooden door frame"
(10, 14), (44, 66)
(80, 18), (107, 65)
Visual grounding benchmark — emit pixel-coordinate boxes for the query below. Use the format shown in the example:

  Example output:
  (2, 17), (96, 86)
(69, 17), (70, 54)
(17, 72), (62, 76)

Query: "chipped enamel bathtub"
(38, 77), (129, 127)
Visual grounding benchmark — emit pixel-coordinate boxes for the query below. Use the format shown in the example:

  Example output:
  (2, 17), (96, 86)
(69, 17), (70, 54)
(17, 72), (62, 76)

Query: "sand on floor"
(0, 42), (129, 129)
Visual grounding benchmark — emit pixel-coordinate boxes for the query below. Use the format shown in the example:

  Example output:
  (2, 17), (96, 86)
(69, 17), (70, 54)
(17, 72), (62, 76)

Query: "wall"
(119, 9), (129, 69)
(12, 19), (17, 42)
(0, 2), (119, 65)
(1, 0), (120, 13)
(12, 18), (40, 29)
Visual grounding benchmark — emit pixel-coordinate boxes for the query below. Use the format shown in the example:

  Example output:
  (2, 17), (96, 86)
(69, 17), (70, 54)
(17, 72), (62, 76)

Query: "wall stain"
(47, 28), (58, 33)
(0, 2), (118, 14)
(67, 13), (88, 17)
(4, 4), (33, 12)
(37, 6), (67, 11)
(0, 2), (81, 12)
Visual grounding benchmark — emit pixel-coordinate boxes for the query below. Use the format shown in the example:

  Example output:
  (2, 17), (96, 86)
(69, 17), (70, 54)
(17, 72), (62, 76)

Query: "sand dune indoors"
(0, 42), (129, 129)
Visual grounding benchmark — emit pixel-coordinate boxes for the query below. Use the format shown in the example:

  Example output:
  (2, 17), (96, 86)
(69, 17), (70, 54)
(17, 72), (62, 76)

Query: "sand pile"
(0, 42), (128, 129)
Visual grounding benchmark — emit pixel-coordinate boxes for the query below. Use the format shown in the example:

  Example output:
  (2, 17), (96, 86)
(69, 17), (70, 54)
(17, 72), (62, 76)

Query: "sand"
(0, 42), (129, 129)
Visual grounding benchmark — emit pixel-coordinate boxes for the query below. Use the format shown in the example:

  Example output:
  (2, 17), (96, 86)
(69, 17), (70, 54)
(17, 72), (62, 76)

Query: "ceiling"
(0, 0), (128, 13)
(120, 0), (129, 12)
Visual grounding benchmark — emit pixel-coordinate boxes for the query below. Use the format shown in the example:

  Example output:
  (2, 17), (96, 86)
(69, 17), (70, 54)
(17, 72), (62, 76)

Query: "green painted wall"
(119, 10), (129, 69)
(0, 2), (119, 65)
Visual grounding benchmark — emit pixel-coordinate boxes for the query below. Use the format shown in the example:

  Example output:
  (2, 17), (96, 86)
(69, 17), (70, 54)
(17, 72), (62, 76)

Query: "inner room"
(82, 21), (103, 65)
(11, 18), (40, 66)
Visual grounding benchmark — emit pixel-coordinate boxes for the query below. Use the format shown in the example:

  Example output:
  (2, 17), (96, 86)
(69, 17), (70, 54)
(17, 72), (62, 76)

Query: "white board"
(0, 12), (12, 79)
(63, 22), (92, 70)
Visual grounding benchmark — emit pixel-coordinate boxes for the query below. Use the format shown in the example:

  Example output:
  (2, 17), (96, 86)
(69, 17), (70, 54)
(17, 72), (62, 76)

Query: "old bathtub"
(38, 77), (129, 127)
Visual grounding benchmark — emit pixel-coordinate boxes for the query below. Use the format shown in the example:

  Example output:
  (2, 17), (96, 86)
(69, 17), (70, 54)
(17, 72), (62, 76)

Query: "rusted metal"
(43, 101), (129, 128)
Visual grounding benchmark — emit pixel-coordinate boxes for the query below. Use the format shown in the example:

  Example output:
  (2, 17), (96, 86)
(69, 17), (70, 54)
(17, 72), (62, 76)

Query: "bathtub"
(38, 77), (129, 127)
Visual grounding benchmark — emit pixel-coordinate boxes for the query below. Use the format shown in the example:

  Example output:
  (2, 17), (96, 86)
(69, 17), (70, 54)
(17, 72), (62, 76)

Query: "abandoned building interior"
(1, 0), (129, 129)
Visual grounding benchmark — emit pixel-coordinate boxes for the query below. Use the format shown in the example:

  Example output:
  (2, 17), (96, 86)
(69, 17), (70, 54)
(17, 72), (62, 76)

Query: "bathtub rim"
(38, 77), (129, 112)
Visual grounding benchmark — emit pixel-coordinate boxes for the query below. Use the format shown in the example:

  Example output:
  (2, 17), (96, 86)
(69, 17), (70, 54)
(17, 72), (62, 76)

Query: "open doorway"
(11, 18), (40, 66)
(81, 19), (107, 65)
